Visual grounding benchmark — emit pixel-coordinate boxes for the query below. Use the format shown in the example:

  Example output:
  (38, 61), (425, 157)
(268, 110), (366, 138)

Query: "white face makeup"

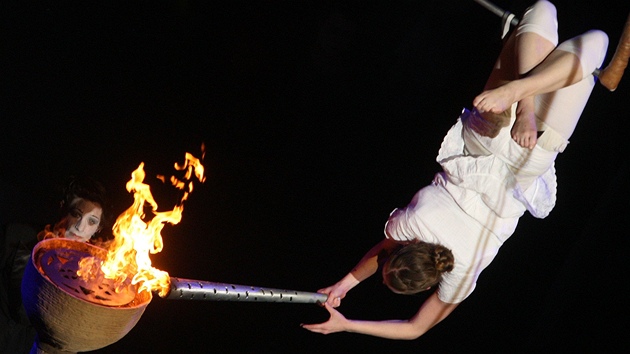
(64, 197), (103, 242)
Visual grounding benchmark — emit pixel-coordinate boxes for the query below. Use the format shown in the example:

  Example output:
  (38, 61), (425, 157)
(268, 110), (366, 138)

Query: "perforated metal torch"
(162, 277), (328, 304)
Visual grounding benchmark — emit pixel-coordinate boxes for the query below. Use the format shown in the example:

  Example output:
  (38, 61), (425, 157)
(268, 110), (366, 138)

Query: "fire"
(78, 148), (205, 297)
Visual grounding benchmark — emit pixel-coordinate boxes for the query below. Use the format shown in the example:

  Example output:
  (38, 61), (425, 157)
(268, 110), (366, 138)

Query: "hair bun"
(432, 246), (455, 273)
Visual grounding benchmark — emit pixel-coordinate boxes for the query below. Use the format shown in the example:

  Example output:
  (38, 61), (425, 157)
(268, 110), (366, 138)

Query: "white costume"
(384, 1), (608, 304)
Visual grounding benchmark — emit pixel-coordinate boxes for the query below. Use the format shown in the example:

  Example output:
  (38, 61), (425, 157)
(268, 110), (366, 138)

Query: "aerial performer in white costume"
(303, 0), (629, 340)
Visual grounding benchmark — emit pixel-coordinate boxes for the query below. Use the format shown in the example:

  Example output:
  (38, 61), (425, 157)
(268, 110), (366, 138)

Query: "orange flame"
(82, 148), (205, 297)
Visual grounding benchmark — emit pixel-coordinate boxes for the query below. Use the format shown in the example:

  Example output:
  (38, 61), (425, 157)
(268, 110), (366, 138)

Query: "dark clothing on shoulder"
(1, 223), (40, 353)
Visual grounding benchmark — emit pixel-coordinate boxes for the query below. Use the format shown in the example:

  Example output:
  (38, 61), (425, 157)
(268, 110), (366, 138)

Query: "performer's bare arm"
(318, 238), (399, 307)
(303, 292), (459, 340)
(302, 238), (459, 339)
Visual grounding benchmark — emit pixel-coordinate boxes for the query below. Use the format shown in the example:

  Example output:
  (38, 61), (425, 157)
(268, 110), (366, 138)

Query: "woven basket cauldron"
(21, 238), (152, 353)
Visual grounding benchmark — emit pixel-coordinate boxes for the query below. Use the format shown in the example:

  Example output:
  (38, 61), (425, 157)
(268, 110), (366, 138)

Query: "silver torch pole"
(163, 277), (329, 304)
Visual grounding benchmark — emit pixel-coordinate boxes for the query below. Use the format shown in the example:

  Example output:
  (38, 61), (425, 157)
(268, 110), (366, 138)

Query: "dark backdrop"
(2, 1), (628, 352)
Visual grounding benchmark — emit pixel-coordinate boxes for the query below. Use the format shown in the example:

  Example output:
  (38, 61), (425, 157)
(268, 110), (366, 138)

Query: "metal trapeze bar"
(473, 0), (520, 27)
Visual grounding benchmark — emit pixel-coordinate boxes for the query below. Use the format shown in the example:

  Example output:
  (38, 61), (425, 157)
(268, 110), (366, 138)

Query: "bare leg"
(470, 1), (607, 151)
(473, 0), (558, 149)
(473, 26), (608, 154)
(510, 32), (556, 149)
(473, 49), (584, 116)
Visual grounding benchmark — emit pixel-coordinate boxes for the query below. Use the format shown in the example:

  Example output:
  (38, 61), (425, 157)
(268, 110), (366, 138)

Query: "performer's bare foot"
(511, 99), (537, 149)
(473, 82), (518, 114)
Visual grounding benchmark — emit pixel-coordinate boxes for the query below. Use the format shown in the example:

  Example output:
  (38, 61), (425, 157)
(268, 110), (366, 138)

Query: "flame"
(80, 148), (205, 297)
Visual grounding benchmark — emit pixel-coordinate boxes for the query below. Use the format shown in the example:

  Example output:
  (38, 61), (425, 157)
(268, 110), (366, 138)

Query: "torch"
(21, 151), (330, 354)
(165, 277), (328, 304)
(22, 238), (328, 354)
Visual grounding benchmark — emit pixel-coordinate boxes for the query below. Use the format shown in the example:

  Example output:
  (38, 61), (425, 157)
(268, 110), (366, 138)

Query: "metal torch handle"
(164, 277), (329, 304)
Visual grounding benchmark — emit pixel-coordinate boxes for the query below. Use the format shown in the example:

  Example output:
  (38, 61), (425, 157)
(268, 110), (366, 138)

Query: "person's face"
(64, 197), (103, 242)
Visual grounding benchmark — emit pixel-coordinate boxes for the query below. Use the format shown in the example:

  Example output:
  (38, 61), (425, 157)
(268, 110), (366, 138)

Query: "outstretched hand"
(301, 302), (349, 335)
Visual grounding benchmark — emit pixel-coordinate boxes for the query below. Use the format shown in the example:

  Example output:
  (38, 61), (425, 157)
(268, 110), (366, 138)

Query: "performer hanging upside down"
(302, 0), (611, 339)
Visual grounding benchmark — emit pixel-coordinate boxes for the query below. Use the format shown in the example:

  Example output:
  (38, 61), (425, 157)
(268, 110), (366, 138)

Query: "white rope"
(502, 13), (517, 39)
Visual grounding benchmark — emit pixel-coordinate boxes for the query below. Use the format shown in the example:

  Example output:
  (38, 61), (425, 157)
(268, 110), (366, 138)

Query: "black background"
(2, 1), (629, 352)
